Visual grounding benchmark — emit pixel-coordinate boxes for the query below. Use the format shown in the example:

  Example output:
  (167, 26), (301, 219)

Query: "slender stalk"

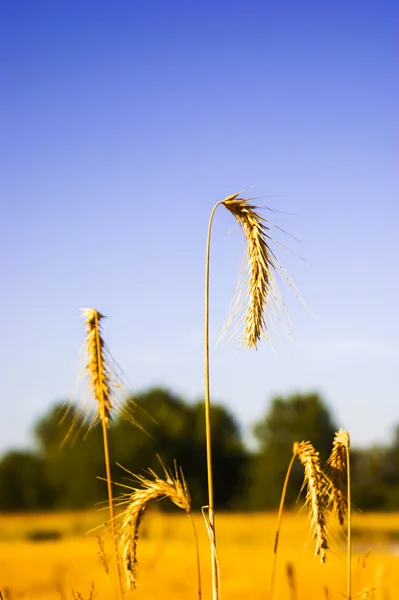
(188, 513), (202, 600)
(204, 200), (223, 600)
(270, 452), (296, 600)
(346, 442), (352, 600)
(93, 311), (124, 599)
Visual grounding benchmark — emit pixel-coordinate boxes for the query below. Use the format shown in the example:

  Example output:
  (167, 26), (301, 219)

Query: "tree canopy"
(1, 388), (399, 512)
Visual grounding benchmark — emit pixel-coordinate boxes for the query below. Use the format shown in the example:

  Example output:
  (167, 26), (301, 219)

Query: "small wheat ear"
(294, 441), (329, 563)
(116, 465), (195, 592)
(327, 428), (350, 525)
(270, 440), (329, 600)
(327, 429), (351, 599)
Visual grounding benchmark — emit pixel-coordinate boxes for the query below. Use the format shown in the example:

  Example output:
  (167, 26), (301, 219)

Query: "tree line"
(1, 388), (398, 511)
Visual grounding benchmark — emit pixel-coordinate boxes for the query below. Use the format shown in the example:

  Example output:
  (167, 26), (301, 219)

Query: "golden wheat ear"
(116, 465), (192, 591)
(221, 194), (299, 347)
(295, 440), (329, 563)
(269, 441), (329, 600)
(327, 429), (350, 525)
(82, 308), (112, 424)
(327, 429), (352, 600)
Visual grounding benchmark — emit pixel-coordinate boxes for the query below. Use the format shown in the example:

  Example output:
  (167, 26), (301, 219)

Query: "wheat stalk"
(327, 429), (351, 599)
(270, 441), (329, 600)
(117, 466), (193, 591)
(81, 308), (123, 599)
(204, 193), (295, 600)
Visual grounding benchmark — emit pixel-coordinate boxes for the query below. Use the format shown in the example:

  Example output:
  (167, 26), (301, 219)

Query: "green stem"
(204, 200), (223, 600)
(270, 452), (297, 600)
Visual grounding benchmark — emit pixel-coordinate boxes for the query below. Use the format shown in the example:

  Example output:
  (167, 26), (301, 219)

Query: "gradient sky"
(1, 1), (398, 455)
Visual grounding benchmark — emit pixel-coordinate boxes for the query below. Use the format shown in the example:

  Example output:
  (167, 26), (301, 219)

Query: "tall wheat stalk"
(205, 193), (290, 600)
(82, 308), (123, 599)
(270, 441), (329, 600)
(328, 429), (351, 599)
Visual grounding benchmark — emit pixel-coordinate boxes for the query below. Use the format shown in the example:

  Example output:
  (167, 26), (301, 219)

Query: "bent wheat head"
(118, 466), (191, 590)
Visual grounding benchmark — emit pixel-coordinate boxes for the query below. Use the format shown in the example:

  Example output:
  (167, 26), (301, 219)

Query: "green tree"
(109, 388), (247, 509)
(34, 403), (107, 508)
(28, 387), (247, 510)
(0, 451), (55, 510)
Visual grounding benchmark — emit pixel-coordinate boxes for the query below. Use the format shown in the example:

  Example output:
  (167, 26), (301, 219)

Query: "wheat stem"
(93, 313), (124, 599)
(87, 309), (123, 599)
(270, 451), (297, 600)
(346, 440), (352, 600)
(189, 513), (203, 600)
(204, 200), (224, 600)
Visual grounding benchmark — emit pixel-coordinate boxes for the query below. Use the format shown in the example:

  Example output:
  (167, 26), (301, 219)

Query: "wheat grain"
(118, 466), (191, 590)
(294, 441), (329, 563)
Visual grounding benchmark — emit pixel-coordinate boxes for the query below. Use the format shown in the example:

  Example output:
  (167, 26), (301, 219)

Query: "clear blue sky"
(1, 1), (398, 454)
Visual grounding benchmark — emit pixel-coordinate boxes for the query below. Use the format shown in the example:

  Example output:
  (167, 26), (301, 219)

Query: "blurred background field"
(1, 509), (399, 599)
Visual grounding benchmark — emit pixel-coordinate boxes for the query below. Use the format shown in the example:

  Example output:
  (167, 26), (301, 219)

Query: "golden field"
(1, 509), (398, 599)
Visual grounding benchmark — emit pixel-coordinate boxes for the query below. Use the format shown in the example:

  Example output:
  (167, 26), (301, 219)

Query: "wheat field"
(1, 509), (398, 599)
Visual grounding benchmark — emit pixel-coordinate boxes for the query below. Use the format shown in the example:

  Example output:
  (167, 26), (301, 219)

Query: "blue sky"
(1, 1), (398, 454)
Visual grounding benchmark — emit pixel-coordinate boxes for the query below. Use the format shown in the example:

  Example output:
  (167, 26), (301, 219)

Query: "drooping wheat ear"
(269, 441), (328, 600)
(327, 429), (350, 525)
(222, 193), (288, 348)
(117, 466), (191, 591)
(294, 441), (329, 563)
(327, 429), (352, 600)
(81, 308), (123, 599)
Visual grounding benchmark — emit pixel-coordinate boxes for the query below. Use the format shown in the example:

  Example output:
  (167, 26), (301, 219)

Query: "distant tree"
(188, 401), (248, 508)
(350, 447), (391, 511)
(109, 388), (247, 509)
(0, 451), (55, 510)
(34, 402), (107, 508)
(27, 388), (247, 510)
(248, 393), (338, 508)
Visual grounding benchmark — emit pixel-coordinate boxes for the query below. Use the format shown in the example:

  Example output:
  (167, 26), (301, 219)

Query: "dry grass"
(116, 466), (191, 590)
